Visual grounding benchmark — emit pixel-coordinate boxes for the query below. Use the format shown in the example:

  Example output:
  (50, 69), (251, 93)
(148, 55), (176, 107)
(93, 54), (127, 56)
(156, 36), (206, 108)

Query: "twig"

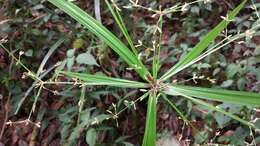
(5, 119), (40, 128)
(15, 64), (58, 114)
(94, 0), (101, 22)
(77, 85), (86, 125)
(0, 94), (10, 141)
(29, 104), (46, 146)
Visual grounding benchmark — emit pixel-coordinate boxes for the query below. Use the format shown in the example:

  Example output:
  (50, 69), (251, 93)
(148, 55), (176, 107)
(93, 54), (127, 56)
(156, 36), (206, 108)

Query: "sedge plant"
(42, 0), (260, 145)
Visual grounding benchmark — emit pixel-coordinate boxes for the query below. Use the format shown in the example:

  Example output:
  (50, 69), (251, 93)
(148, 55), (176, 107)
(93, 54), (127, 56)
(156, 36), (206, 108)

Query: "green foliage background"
(0, 0), (259, 145)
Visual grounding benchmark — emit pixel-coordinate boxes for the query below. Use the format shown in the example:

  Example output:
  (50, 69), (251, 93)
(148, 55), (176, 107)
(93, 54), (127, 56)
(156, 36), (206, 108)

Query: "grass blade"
(161, 94), (191, 125)
(105, 0), (138, 56)
(61, 71), (149, 88)
(36, 37), (66, 76)
(48, 0), (151, 81)
(15, 37), (66, 114)
(142, 92), (157, 146)
(160, 0), (247, 81)
(163, 85), (260, 107)
(161, 94), (207, 140)
(163, 89), (255, 128)
(152, 15), (163, 79)
(181, 94), (255, 128)
(170, 33), (244, 76)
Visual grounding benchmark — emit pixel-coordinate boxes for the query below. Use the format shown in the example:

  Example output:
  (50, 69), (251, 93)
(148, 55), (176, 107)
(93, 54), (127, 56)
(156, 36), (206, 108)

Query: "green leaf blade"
(48, 0), (150, 81)
(105, 0), (138, 56)
(163, 87), (256, 128)
(142, 92), (157, 146)
(61, 71), (149, 88)
(183, 94), (254, 128)
(162, 94), (191, 125)
(160, 0), (247, 81)
(163, 85), (260, 107)
(152, 15), (163, 79)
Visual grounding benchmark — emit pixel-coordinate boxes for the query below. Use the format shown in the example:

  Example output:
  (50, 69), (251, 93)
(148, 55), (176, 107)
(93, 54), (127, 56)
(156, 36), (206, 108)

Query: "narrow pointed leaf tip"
(164, 85), (260, 107)
(48, 0), (151, 81)
(160, 0), (247, 81)
(61, 71), (149, 88)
